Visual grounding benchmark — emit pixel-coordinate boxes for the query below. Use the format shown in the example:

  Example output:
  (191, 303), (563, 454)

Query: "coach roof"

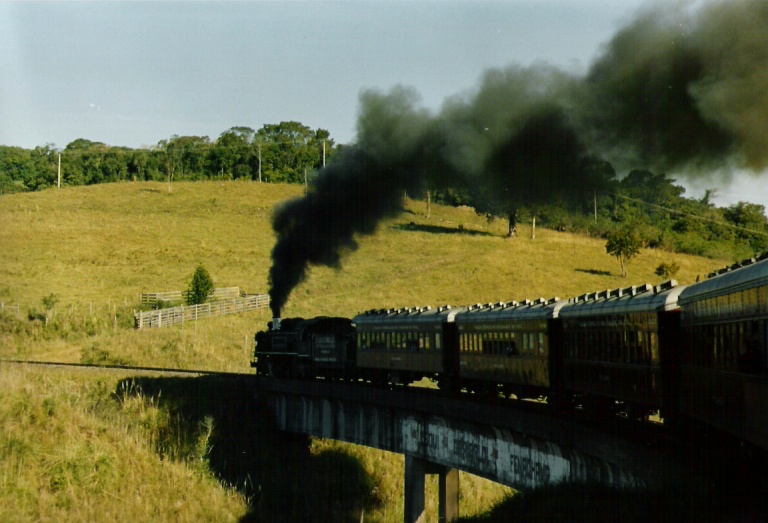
(679, 257), (768, 305)
(559, 280), (685, 317)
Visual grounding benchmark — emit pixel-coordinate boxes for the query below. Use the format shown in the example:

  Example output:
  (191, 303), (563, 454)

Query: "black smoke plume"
(269, 88), (439, 316)
(268, 0), (768, 316)
(581, 0), (768, 173)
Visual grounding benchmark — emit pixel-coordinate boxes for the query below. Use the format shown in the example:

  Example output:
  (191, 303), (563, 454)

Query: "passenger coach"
(678, 257), (768, 450)
(353, 305), (464, 387)
(558, 281), (685, 418)
(453, 298), (565, 399)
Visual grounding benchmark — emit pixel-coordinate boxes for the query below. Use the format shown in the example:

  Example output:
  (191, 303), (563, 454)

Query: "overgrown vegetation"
(0, 365), (246, 521)
(0, 181), (734, 521)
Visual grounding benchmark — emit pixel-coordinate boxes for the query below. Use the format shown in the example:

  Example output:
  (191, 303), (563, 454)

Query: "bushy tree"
(606, 226), (642, 278)
(186, 265), (215, 306)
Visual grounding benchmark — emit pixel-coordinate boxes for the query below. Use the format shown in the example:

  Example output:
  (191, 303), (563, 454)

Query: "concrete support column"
(438, 467), (459, 523)
(404, 455), (426, 523)
(404, 456), (459, 523)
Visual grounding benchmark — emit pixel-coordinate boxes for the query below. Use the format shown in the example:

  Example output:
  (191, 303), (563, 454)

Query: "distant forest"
(0, 122), (338, 191)
(2, 121), (767, 262)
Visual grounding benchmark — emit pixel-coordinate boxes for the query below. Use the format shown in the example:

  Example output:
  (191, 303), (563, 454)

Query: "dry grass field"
(0, 181), (729, 521)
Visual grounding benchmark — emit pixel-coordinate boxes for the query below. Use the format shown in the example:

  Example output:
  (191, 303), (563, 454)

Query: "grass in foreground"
(0, 364), (247, 522)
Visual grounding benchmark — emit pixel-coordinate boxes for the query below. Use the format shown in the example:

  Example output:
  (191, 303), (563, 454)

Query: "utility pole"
(257, 142), (262, 182)
(322, 140), (326, 168)
(594, 191), (597, 223)
(57, 153), (61, 188)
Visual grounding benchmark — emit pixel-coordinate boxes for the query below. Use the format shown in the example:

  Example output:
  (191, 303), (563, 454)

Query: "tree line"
(431, 168), (768, 263)
(0, 121), (338, 192)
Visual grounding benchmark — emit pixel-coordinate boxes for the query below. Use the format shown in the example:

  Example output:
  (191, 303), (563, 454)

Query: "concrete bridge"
(253, 378), (685, 522)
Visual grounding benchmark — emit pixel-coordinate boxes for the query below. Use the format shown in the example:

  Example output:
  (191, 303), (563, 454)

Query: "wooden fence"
(134, 294), (269, 329)
(140, 287), (241, 308)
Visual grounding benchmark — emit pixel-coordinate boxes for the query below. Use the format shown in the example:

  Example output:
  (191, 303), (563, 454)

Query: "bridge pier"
(404, 455), (459, 523)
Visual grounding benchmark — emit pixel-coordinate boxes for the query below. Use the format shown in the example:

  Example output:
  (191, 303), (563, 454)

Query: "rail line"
(0, 358), (248, 377)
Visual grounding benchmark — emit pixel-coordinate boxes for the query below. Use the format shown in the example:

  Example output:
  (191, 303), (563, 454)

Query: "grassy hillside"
(0, 181), (723, 368)
(0, 181), (730, 521)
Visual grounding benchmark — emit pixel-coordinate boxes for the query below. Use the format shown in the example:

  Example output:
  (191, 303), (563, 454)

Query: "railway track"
(0, 358), (248, 377)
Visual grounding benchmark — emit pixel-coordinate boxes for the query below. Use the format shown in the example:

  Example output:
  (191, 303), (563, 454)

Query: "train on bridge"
(253, 254), (768, 454)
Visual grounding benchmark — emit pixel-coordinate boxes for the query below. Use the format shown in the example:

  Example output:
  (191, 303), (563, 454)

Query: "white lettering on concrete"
(402, 418), (570, 488)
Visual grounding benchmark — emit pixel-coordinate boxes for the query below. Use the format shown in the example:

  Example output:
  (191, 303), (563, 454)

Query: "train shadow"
(393, 222), (496, 237)
(114, 375), (380, 522)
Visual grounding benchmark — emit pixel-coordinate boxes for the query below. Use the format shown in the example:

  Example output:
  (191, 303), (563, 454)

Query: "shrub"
(186, 265), (215, 306)
(655, 261), (680, 280)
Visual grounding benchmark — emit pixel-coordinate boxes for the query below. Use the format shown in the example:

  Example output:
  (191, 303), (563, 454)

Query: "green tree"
(605, 226), (642, 278)
(214, 127), (255, 180)
(186, 265), (215, 306)
(255, 121), (333, 183)
(723, 201), (768, 255)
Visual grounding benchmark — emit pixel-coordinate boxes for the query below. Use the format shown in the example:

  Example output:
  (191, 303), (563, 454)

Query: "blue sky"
(1, 1), (765, 206)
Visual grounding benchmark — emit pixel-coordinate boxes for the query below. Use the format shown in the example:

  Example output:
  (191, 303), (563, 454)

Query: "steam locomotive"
(253, 254), (768, 453)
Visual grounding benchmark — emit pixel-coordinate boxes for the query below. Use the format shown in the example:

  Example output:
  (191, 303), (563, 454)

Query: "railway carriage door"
(442, 323), (460, 378)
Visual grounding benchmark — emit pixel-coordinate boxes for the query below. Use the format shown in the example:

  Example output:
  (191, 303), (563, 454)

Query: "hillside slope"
(0, 181), (735, 521)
